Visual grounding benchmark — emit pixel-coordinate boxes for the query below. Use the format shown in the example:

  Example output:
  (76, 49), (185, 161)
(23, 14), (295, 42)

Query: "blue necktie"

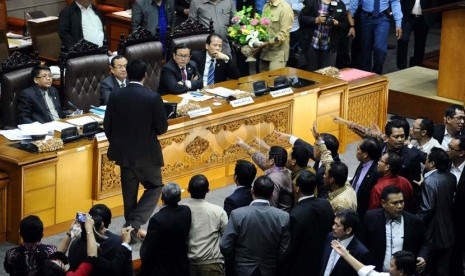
(207, 59), (215, 85)
(373, 0), (380, 17)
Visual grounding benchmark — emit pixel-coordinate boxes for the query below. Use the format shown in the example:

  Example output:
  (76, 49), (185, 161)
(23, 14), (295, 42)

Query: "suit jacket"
(58, 1), (105, 49)
(190, 51), (241, 83)
(350, 161), (380, 218)
(400, 0), (435, 26)
(361, 209), (429, 271)
(103, 83), (168, 168)
(17, 85), (63, 124)
(140, 204), (191, 276)
(455, 170), (465, 247)
(100, 75), (125, 105)
(220, 201), (290, 276)
(433, 124), (464, 145)
(418, 170), (456, 249)
(223, 186), (253, 217)
(158, 59), (203, 95)
(320, 234), (370, 276)
(287, 197), (335, 276)
(386, 144), (426, 184)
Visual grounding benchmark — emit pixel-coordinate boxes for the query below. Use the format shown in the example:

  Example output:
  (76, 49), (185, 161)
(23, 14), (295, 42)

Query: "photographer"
(299, 0), (348, 71)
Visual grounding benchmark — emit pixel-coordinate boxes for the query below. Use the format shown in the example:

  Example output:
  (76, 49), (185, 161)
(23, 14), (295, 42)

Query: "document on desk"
(178, 92), (214, 102)
(42, 121), (75, 132)
(66, 116), (103, 127)
(205, 87), (238, 98)
(0, 129), (31, 141)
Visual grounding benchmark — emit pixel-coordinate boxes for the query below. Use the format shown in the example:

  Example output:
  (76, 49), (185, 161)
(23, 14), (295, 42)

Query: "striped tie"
(207, 59), (215, 85)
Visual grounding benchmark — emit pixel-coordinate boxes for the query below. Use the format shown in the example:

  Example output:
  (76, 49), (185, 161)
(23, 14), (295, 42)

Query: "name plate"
(95, 132), (107, 142)
(270, 87), (293, 98)
(188, 107), (213, 118)
(230, 96), (254, 108)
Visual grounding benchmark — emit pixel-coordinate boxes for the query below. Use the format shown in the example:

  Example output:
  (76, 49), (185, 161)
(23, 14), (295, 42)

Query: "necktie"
(181, 68), (187, 82)
(43, 91), (59, 121)
(373, 0), (380, 17)
(120, 82), (125, 88)
(207, 59), (215, 85)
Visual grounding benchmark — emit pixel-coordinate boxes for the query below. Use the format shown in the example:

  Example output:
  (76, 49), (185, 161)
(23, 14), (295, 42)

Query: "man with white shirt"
(433, 104), (465, 150)
(361, 186), (429, 273)
(285, 170), (334, 275)
(58, 0), (105, 50)
(99, 55), (128, 105)
(409, 117), (441, 154)
(321, 209), (370, 276)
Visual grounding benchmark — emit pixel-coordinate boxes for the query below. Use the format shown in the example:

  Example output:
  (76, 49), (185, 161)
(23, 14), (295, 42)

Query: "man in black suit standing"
(223, 159), (257, 217)
(433, 104), (465, 150)
(158, 43), (203, 95)
(351, 137), (381, 217)
(104, 59), (168, 236)
(17, 64), (64, 124)
(99, 55), (128, 105)
(286, 170), (334, 276)
(190, 34), (240, 86)
(139, 183), (191, 276)
(361, 186), (429, 273)
(321, 209), (370, 276)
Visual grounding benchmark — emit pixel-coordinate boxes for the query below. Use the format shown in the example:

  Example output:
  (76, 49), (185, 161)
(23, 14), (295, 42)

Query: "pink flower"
(241, 25), (247, 30)
(250, 19), (259, 26)
(261, 18), (271, 26)
(232, 16), (241, 23)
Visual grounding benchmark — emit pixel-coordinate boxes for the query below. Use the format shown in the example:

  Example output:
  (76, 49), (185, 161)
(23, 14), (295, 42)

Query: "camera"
(325, 16), (335, 26)
(76, 212), (86, 223)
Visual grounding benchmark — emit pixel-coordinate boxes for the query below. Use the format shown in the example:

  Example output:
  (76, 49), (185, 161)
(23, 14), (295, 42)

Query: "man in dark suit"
(321, 209), (370, 276)
(139, 183), (191, 276)
(158, 43), (203, 95)
(286, 170), (334, 276)
(433, 104), (465, 150)
(58, 0), (105, 49)
(351, 137), (381, 217)
(17, 64), (64, 124)
(223, 159), (257, 217)
(419, 147), (456, 275)
(220, 175), (290, 276)
(99, 55), (128, 105)
(361, 186), (429, 273)
(104, 59), (168, 235)
(190, 33), (240, 86)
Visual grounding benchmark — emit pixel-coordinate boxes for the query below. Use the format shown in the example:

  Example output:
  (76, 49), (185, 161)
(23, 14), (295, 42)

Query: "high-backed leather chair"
(0, 52), (37, 128)
(0, 30), (8, 64)
(168, 18), (214, 59)
(60, 40), (108, 112)
(119, 27), (163, 92)
(27, 18), (61, 63)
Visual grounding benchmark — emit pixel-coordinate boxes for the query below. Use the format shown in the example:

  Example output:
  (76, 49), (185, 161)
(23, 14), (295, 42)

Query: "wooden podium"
(425, 1), (465, 102)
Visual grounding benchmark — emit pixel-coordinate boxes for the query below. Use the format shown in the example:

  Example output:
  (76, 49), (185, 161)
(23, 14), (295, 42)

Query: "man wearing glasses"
(433, 104), (465, 151)
(158, 43), (203, 95)
(17, 64), (64, 124)
(99, 55), (128, 105)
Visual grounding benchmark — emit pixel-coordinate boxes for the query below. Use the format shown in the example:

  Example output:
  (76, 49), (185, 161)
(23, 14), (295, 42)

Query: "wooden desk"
(0, 67), (352, 244)
(105, 13), (131, 52)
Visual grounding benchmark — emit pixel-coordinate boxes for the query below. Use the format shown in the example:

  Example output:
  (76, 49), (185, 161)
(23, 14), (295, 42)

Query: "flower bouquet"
(228, 6), (271, 61)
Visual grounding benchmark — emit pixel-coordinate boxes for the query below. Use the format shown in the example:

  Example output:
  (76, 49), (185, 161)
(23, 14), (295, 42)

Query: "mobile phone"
(76, 212), (86, 223)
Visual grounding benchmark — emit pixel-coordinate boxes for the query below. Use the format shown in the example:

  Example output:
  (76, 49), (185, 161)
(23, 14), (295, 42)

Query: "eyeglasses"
(113, 64), (127, 69)
(36, 74), (53, 79)
(410, 126), (422, 130)
(452, 115), (465, 121)
(175, 54), (191, 60)
(378, 159), (388, 164)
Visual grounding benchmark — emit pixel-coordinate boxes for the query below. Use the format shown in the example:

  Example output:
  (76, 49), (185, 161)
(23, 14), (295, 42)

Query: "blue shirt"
(349, 0), (403, 27)
(353, 160), (374, 192)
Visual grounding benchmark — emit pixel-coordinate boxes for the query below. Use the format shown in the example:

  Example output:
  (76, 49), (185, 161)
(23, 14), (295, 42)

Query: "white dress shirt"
(324, 236), (354, 276)
(440, 128), (453, 151)
(383, 215), (404, 272)
(76, 2), (104, 47)
(451, 161), (465, 185)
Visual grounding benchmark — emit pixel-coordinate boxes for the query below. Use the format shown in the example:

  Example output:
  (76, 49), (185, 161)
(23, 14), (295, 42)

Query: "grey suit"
(220, 201), (290, 276)
(131, 0), (175, 36)
(99, 75), (126, 105)
(419, 170), (456, 275)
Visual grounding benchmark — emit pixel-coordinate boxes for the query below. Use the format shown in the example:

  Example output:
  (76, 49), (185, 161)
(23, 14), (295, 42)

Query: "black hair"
(291, 145), (311, 168)
(173, 43), (191, 55)
(295, 170), (317, 195)
(206, 33), (223, 44)
(386, 119), (409, 138)
(127, 59), (146, 81)
(31, 64), (51, 79)
(328, 161), (349, 187)
(20, 215), (43, 243)
(386, 152), (402, 176)
(110, 55), (126, 67)
(418, 117), (435, 138)
(428, 147), (450, 172)
(392, 251), (416, 275)
(456, 136), (465, 151)
(188, 174), (209, 199)
(321, 133), (339, 157)
(269, 146), (288, 167)
(234, 160), (257, 187)
(89, 204), (112, 229)
(359, 137), (382, 161)
(252, 175), (274, 199)
(335, 209), (360, 235)
(444, 104), (465, 118)
(381, 185), (402, 201)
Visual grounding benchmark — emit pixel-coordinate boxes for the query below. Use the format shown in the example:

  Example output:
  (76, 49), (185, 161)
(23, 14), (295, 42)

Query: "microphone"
(67, 101), (80, 110)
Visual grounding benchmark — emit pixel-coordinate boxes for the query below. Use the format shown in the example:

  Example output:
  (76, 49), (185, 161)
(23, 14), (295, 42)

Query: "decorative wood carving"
(160, 134), (188, 149)
(0, 51), (38, 73)
(118, 26), (157, 55)
(100, 155), (121, 193)
(347, 91), (381, 132)
(171, 18), (213, 37)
